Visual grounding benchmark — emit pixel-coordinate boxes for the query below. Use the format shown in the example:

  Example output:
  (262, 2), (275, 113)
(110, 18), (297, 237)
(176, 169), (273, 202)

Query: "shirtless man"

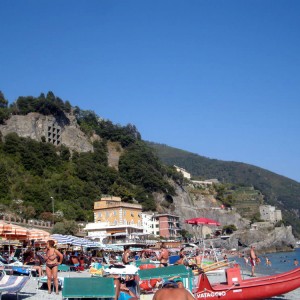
(153, 281), (195, 300)
(250, 245), (257, 277)
(157, 243), (169, 267)
(194, 249), (202, 266)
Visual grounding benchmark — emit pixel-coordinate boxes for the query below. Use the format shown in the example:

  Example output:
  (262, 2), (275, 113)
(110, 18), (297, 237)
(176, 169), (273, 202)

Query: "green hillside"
(147, 142), (300, 237)
(0, 92), (182, 223)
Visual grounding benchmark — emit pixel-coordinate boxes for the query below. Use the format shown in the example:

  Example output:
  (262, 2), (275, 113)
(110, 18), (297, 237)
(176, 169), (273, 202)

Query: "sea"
(233, 247), (300, 300)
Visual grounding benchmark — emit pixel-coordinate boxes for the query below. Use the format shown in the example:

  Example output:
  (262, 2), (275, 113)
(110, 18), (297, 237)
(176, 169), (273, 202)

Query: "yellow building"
(94, 196), (142, 228)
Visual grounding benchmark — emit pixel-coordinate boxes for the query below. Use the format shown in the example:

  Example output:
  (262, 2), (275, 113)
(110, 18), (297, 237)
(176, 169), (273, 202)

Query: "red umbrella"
(185, 218), (220, 226)
(185, 218), (220, 240)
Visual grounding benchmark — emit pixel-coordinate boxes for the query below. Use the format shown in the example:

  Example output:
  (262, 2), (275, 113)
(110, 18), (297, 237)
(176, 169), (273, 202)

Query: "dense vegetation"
(0, 92), (182, 223)
(148, 142), (300, 237)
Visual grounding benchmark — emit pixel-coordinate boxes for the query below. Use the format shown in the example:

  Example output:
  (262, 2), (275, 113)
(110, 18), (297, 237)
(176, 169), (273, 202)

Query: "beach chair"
(138, 264), (193, 294)
(58, 264), (71, 276)
(0, 274), (30, 300)
(62, 277), (115, 299)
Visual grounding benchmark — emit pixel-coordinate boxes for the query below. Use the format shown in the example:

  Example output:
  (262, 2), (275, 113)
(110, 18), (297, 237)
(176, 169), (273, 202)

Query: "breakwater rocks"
(213, 225), (296, 253)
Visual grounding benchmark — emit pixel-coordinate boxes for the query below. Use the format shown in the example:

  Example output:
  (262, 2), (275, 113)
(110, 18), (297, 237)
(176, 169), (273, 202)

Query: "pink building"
(153, 214), (181, 238)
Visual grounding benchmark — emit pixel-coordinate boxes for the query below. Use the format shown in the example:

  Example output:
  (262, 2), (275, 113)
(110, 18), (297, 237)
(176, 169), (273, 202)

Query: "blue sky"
(1, 0), (300, 182)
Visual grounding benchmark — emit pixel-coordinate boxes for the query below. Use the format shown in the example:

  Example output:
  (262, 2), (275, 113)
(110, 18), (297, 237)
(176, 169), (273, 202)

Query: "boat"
(195, 264), (300, 300)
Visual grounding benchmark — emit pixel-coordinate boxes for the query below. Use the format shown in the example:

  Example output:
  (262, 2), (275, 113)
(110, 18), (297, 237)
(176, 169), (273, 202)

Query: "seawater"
(229, 248), (300, 299)
(234, 247), (300, 276)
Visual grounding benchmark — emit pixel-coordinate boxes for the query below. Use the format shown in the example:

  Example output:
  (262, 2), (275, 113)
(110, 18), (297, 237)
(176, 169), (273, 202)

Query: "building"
(94, 196), (142, 226)
(191, 179), (219, 186)
(152, 214), (181, 238)
(141, 213), (155, 234)
(84, 196), (143, 242)
(174, 165), (191, 180)
(259, 205), (282, 223)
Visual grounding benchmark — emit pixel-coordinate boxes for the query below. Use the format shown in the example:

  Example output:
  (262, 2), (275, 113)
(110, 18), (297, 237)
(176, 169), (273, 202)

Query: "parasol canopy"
(50, 234), (103, 248)
(27, 228), (51, 240)
(185, 218), (220, 226)
(0, 221), (28, 240)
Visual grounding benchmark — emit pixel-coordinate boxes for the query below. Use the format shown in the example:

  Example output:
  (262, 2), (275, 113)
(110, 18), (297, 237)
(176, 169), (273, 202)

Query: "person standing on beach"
(250, 245), (257, 277)
(122, 245), (134, 265)
(44, 240), (63, 295)
(157, 243), (169, 267)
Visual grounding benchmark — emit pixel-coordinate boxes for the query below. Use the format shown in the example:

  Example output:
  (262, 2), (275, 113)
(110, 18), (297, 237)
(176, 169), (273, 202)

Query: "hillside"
(147, 142), (300, 237)
(1, 92), (299, 238)
(0, 92), (183, 223)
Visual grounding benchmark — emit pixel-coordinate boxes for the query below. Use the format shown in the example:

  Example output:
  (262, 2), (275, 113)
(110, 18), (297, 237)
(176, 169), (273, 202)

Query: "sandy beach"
(1, 268), (299, 300)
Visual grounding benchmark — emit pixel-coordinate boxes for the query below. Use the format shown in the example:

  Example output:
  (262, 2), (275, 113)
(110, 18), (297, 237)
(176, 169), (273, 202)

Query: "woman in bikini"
(44, 240), (63, 294)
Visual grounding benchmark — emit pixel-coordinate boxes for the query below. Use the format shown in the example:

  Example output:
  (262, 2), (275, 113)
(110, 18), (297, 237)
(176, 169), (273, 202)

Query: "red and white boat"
(194, 264), (300, 299)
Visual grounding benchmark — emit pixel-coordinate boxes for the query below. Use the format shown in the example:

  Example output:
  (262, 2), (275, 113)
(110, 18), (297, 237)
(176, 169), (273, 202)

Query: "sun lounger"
(62, 277), (115, 299)
(0, 274), (30, 300)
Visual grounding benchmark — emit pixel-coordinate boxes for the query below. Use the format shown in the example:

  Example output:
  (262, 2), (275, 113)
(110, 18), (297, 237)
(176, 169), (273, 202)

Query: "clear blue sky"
(1, 0), (299, 182)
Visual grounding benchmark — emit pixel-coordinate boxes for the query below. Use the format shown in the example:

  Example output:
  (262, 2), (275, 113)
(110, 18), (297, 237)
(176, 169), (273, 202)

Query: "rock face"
(154, 182), (296, 252)
(213, 226), (296, 252)
(0, 113), (93, 153)
(107, 141), (123, 170)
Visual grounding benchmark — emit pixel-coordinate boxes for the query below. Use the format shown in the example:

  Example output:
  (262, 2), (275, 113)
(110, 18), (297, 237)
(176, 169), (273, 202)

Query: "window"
(123, 210), (126, 216)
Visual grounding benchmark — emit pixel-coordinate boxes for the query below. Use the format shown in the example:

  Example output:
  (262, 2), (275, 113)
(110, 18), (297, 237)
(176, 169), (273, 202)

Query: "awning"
(112, 232), (128, 237)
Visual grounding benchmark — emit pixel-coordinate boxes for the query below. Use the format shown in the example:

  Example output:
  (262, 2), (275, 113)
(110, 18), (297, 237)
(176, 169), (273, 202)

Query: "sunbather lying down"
(152, 280), (195, 300)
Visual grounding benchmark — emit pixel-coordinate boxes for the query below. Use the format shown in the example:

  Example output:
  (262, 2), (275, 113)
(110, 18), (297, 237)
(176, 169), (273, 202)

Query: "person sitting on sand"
(24, 249), (43, 277)
(153, 280), (195, 300)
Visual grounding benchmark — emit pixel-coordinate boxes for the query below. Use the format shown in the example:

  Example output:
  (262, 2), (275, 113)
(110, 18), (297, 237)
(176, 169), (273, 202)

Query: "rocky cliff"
(154, 181), (296, 252)
(213, 226), (296, 253)
(0, 112), (93, 153)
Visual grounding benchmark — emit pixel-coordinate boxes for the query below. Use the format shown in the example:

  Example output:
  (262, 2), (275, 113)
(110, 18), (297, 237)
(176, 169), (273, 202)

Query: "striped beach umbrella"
(50, 234), (74, 245)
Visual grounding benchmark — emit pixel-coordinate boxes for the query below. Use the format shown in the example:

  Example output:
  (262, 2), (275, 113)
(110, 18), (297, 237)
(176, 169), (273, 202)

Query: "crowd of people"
(1, 241), (299, 300)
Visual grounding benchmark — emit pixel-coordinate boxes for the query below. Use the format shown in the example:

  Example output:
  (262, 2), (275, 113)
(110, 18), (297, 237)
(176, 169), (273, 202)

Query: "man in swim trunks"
(157, 243), (169, 267)
(250, 245), (257, 277)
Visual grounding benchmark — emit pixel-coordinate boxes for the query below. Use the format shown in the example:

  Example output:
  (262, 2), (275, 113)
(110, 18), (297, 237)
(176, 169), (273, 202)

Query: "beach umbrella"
(50, 234), (74, 245)
(27, 229), (50, 240)
(185, 218), (221, 226)
(185, 217), (220, 240)
(70, 237), (101, 248)
(0, 223), (28, 240)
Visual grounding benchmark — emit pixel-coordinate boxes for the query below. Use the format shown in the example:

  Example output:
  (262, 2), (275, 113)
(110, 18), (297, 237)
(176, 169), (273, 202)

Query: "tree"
(52, 220), (79, 235)
(0, 91), (8, 108)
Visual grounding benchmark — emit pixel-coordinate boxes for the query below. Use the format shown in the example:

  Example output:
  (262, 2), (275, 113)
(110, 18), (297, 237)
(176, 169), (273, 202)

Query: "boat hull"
(195, 266), (300, 300)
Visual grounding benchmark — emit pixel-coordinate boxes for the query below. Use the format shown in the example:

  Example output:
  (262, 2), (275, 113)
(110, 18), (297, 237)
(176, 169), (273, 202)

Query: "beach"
(2, 259), (300, 300)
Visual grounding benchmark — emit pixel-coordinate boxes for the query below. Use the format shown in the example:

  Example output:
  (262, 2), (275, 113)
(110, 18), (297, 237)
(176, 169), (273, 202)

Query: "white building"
(259, 205), (282, 223)
(141, 213), (153, 234)
(174, 165), (191, 179)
